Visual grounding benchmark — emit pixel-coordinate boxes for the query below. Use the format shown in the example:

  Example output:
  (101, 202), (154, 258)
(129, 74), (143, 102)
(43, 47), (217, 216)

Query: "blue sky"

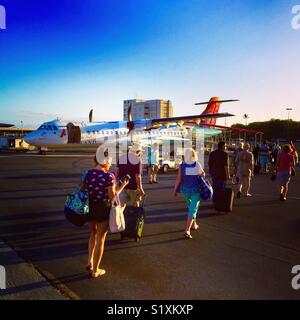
(0, 0), (299, 127)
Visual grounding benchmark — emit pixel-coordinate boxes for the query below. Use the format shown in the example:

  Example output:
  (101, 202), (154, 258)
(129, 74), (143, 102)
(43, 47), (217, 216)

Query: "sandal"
(91, 269), (106, 278)
(192, 224), (200, 231)
(184, 232), (193, 239)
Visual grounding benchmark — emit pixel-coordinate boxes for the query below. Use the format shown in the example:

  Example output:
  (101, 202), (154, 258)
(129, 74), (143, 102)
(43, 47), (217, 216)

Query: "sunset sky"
(0, 0), (299, 128)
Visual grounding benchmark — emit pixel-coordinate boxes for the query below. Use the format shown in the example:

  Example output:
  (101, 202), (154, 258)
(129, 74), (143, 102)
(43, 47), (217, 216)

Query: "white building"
(123, 99), (174, 121)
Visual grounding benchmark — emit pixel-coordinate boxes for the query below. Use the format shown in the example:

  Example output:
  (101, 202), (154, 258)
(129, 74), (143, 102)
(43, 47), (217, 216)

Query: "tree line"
(231, 119), (300, 141)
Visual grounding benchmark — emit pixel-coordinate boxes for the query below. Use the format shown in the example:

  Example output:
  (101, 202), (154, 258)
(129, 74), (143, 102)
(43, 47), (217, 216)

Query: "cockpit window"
(38, 125), (57, 131)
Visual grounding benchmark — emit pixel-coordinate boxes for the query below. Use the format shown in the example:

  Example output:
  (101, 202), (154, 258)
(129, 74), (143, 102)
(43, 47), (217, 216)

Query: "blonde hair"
(184, 148), (198, 164)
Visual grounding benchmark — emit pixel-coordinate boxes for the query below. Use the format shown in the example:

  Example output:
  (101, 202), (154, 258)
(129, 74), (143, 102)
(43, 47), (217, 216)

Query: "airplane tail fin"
(195, 97), (239, 126)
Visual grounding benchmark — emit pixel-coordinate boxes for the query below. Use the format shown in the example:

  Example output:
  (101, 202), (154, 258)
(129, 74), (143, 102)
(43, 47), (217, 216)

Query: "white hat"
(96, 147), (112, 166)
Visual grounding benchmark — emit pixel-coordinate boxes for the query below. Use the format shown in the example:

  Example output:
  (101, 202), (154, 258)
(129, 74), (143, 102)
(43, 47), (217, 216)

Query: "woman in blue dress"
(173, 149), (205, 239)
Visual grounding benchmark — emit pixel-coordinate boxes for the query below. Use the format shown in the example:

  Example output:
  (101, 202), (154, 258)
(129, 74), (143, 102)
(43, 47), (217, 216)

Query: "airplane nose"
(24, 133), (35, 145)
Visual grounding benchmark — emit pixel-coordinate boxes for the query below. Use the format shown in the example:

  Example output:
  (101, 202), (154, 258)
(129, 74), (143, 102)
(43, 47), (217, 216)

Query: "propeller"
(127, 104), (133, 121)
(89, 109), (93, 123)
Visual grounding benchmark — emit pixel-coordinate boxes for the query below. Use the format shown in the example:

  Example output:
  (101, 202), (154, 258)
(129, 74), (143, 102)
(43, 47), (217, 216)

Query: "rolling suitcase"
(120, 201), (146, 242)
(213, 188), (234, 213)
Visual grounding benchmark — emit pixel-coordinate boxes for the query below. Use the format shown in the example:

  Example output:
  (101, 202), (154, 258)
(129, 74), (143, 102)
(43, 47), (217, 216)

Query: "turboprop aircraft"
(23, 97), (237, 152)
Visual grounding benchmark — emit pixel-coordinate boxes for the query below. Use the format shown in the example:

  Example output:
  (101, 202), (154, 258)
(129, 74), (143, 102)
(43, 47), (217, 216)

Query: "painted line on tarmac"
(36, 267), (81, 300)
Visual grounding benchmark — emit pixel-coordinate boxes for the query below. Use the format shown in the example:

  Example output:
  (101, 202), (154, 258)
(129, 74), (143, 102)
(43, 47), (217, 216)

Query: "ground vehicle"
(160, 159), (179, 174)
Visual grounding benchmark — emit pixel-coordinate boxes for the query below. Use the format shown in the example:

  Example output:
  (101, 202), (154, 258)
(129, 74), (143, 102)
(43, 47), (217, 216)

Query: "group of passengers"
(233, 140), (298, 201)
(79, 140), (298, 278)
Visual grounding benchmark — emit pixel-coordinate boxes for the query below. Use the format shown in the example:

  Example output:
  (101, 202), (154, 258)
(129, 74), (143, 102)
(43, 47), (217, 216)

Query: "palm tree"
(243, 114), (249, 126)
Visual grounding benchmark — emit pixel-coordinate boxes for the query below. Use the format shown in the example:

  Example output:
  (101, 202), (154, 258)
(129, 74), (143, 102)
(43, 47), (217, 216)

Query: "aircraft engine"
(127, 119), (153, 132)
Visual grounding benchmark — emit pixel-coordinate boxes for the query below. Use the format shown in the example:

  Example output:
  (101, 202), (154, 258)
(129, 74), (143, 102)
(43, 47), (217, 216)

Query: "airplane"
(23, 97), (237, 152)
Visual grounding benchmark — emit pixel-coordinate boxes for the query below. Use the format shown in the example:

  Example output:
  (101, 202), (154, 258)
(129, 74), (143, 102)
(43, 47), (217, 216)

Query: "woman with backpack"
(172, 149), (205, 239)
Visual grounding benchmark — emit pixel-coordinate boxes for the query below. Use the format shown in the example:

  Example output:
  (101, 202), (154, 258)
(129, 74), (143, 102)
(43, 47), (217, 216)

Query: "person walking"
(276, 144), (295, 201)
(236, 143), (254, 198)
(259, 141), (270, 173)
(252, 143), (260, 164)
(116, 144), (145, 207)
(232, 142), (244, 184)
(289, 141), (299, 165)
(173, 149), (205, 239)
(271, 141), (281, 166)
(208, 141), (231, 192)
(148, 143), (160, 184)
(83, 149), (129, 278)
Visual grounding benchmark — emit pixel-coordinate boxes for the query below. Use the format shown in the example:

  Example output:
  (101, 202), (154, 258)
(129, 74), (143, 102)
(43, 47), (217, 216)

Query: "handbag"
(109, 196), (126, 233)
(198, 177), (214, 201)
(64, 190), (89, 227)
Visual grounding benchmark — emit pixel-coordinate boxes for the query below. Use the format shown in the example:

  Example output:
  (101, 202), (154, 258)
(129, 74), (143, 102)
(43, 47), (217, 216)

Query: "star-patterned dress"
(84, 169), (116, 222)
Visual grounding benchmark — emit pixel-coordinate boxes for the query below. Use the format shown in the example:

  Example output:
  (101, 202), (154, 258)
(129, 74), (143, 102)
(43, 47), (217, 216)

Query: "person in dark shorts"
(116, 144), (145, 207)
(82, 149), (129, 278)
(208, 141), (231, 192)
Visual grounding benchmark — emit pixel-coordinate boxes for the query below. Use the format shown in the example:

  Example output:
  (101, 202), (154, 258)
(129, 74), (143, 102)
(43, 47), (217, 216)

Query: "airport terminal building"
(0, 124), (35, 151)
(123, 99), (174, 121)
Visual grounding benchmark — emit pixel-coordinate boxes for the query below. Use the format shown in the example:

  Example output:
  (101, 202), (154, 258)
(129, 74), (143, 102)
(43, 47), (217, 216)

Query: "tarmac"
(0, 152), (300, 300)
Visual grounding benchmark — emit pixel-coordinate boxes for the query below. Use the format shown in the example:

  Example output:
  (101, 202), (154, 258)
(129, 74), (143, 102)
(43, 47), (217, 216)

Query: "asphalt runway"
(0, 153), (300, 300)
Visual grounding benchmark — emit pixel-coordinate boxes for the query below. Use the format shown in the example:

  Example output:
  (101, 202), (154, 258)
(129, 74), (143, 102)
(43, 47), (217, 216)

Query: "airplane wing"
(149, 112), (234, 128)
(0, 123), (14, 128)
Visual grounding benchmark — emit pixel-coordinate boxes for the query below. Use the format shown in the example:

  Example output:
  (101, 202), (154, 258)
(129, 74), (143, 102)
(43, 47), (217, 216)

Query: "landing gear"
(39, 147), (47, 155)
